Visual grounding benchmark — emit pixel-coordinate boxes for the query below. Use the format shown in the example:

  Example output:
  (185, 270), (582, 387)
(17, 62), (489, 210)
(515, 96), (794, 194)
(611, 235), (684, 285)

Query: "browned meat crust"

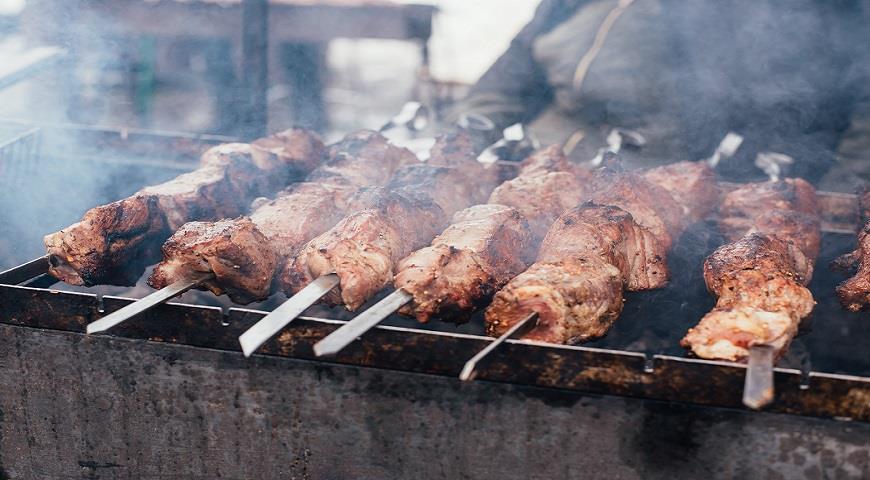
(591, 170), (685, 250)
(395, 204), (535, 323)
(835, 223), (870, 312)
(485, 258), (624, 344)
(682, 179), (822, 362)
(642, 161), (718, 224)
(277, 133), (492, 310)
(148, 131), (412, 303)
(717, 178), (819, 243)
(44, 130), (326, 286)
(148, 218), (279, 304)
(488, 172), (587, 241)
(281, 189), (446, 310)
(484, 203), (665, 343)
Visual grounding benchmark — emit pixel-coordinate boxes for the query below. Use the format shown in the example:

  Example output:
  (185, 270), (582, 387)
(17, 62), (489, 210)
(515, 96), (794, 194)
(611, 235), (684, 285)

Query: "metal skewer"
(313, 289), (413, 357)
(238, 273), (340, 357)
(743, 344), (776, 410)
(86, 272), (214, 334)
(459, 312), (538, 382)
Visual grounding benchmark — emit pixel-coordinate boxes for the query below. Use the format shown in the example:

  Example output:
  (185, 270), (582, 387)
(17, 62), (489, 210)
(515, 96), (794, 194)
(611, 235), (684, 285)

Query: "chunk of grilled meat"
(591, 170), (685, 250)
(394, 204), (535, 323)
(45, 131), (325, 286)
(281, 188), (446, 310)
(717, 178), (819, 243)
(517, 145), (586, 178)
(831, 186), (870, 312)
(148, 131), (415, 303)
(488, 172), (586, 241)
(682, 233), (815, 361)
(487, 146), (590, 241)
(642, 161), (718, 224)
(150, 218), (279, 304)
(309, 130), (418, 188)
(835, 223), (870, 312)
(486, 258), (624, 344)
(484, 204), (664, 343)
(149, 182), (354, 302)
(682, 179), (822, 362)
(537, 204), (669, 291)
(278, 134), (493, 311)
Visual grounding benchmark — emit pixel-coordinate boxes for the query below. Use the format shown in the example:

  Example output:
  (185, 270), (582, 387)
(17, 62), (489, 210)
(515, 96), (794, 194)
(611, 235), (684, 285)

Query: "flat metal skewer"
(86, 272), (214, 334)
(238, 273), (340, 357)
(459, 312), (538, 382)
(313, 289), (413, 357)
(743, 344), (776, 410)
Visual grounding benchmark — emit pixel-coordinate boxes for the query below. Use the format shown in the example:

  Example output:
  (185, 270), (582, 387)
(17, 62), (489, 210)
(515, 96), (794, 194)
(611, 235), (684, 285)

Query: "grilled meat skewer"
(148, 130), (418, 304)
(44, 128), (325, 286)
(681, 178), (822, 361)
(832, 187), (870, 312)
(485, 161), (717, 344)
(280, 134), (498, 311)
(395, 146), (585, 323)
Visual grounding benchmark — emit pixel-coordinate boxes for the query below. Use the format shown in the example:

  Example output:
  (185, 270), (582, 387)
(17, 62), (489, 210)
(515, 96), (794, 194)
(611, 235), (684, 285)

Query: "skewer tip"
(459, 363), (477, 382)
(743, 344), (776, 410)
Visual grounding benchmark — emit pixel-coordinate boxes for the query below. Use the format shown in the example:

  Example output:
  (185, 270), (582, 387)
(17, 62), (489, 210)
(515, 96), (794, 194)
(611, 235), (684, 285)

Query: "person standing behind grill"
(446, 0), (866, 184)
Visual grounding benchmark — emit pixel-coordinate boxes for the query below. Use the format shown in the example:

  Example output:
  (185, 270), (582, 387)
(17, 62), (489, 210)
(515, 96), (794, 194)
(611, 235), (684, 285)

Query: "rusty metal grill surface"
(0, 123), (867, 423)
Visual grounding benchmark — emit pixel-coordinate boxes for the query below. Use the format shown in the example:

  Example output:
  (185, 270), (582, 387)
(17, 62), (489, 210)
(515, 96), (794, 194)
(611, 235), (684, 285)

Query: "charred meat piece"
(591, 170), (685, 250)
(517, 144), (589, 179)
(44, 195), (170, 286)
(682, 179), (822, 362)
(149, 183), (354, 302)
(642, 161), (718, 224)
(537, 204), (669, 291)
(487, 144), (589, 241)
(278, 134), (498, 311)
(148, 218), (279, 304)
(717, 178), (819, 243)
(394, 204), (535, 323)
(832, 186), (870, 312)
(834, 222), (870, 312)
(148, 131), (413, 303)
(309, 130), (418, 187)
(387, 164), (493, 219)
(45, 131), (325, 286)
(488, 172), (587, 241)
(484, 204), (663, 344)
(485, 258), (623, 344)
(281, 188), (446, 310)
(682, 234), (815, 361)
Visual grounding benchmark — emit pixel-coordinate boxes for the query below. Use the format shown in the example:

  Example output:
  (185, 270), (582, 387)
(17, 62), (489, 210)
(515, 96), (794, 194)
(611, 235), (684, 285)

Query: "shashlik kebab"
(483, 162), (717, 344)
(237, 132), (502, 355)
(43, 128), (325, 286)
(147, 130), (419, 304)
(832, 187), (869, 312)
(681, 179), (822, 361)
(394, 146), (587, 323)
(311, 146), (598, 356)
(279, 132), (500, 312)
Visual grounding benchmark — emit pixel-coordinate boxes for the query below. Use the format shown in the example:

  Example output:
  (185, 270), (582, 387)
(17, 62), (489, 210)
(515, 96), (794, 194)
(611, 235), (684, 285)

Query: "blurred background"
(0, 0), (537, 141)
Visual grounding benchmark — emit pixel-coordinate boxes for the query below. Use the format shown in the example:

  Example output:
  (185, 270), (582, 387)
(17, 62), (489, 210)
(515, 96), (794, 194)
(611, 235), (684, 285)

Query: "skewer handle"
(86, 273), (212, 334)
(743, 344), (775, 410)
(238, 273), (340, 357)
(459, 312), (538, 382)
(313, 289), (413, 358)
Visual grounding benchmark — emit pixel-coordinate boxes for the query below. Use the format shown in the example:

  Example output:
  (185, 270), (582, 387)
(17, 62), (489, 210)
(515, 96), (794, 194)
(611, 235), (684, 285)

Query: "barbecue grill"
(0, 122), (868, 478)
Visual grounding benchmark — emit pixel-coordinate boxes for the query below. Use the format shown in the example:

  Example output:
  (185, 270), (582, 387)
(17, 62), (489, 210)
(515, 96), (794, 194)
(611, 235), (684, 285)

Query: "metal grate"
(0, 125), (41, 187)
